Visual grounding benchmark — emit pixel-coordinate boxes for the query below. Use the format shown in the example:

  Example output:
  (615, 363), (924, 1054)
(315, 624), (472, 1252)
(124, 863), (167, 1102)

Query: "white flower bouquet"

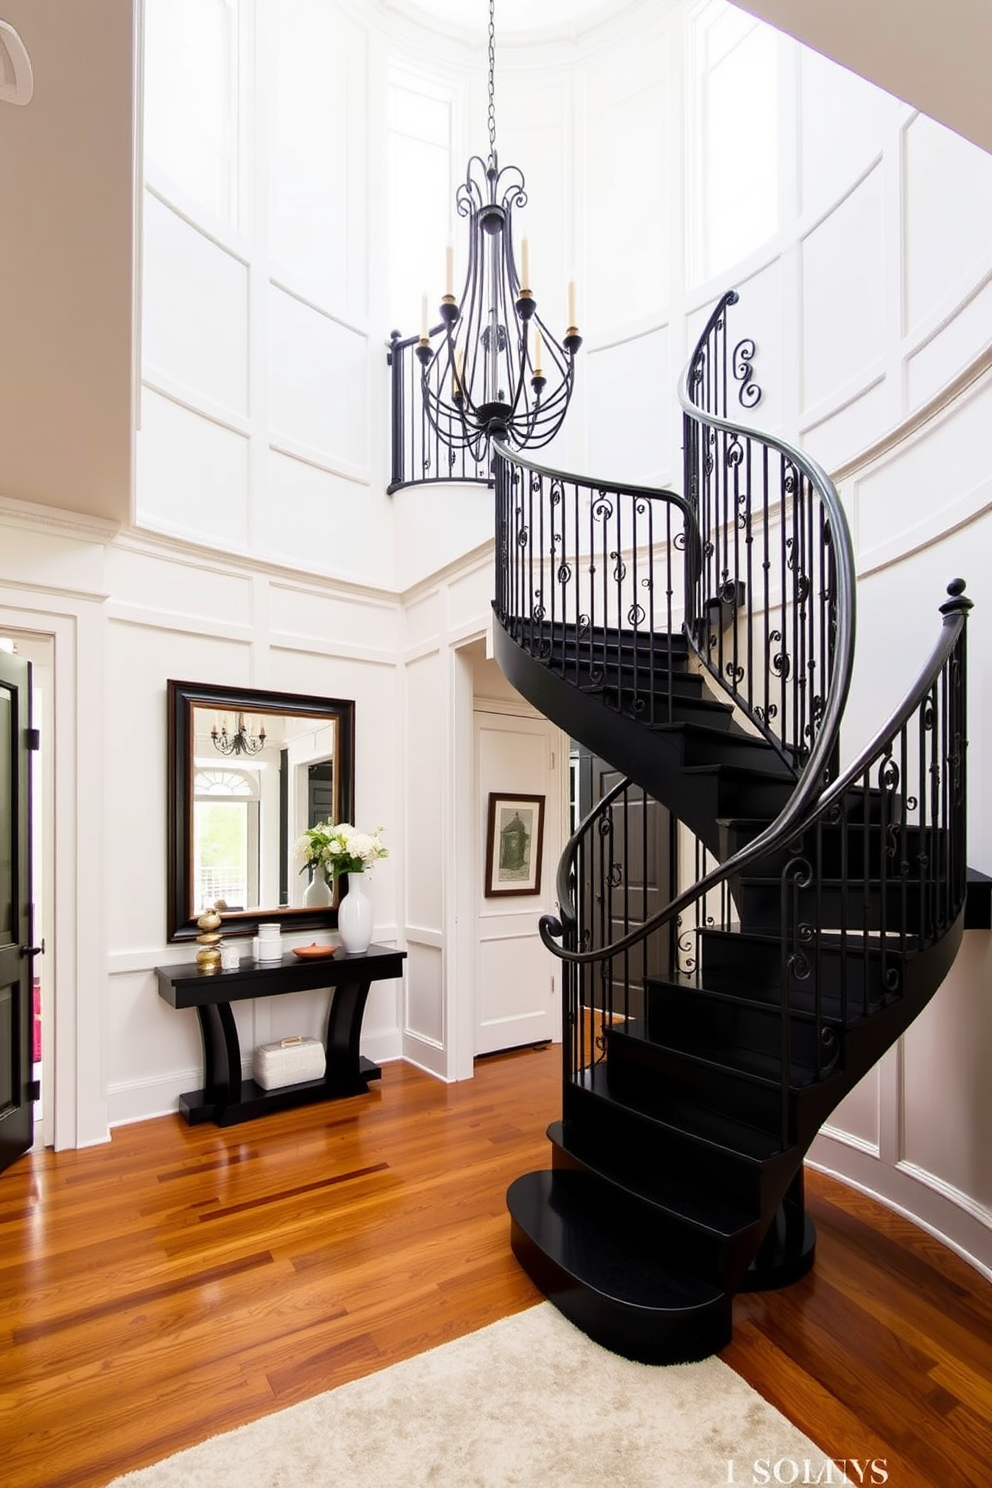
(295, 821), (388, 881)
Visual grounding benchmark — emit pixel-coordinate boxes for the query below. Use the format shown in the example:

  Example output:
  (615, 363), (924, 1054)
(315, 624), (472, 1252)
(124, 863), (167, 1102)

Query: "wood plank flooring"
(1, 1047), (990, 1488)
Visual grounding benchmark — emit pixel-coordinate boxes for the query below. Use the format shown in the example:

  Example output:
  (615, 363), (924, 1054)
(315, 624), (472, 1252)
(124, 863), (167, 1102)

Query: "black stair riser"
(721, 821), (935, 879)
(549, 1134), (764, 1292)
(707, 769), (795, 821)
(606, 1029), (801, 1141)
(548, 654), (703, 691)
(739, 877), (927, 933)
(697, 929), (898, 1009)
(563, 1080), (790, 1212)
(662, 725), (795, 774)
(643, 984), (841, 1069)
(587, 686), (735, 731)
(509, 620), (691, 667)
(607, 1051), (795, 1142)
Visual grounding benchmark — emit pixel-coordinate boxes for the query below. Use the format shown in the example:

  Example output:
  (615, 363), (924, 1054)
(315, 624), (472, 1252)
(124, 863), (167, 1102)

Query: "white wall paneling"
(903, 113), (992, 339)
(474, 704), (564, 1057)
(261, 451), (376, 580)
(267, 287), (369, 474)
(136, 389), (251, 548)
(800, 165), (886, 416)
(585, 326), (673, 486)
(266, 0), (369, 318)
(142, 191), (250, 416)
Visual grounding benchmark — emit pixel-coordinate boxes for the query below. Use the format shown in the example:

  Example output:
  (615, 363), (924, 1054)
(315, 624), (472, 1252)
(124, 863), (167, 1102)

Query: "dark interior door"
(572, 745), (672, 1019)
(0, 651), (34, 1175)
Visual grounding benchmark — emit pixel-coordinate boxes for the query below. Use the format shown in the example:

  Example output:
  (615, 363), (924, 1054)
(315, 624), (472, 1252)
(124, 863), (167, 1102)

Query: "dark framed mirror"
(167, 680), (355, 942)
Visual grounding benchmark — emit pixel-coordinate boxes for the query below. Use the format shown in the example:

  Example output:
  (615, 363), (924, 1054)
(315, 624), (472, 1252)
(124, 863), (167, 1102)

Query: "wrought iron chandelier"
(211, 713), (266, 758)
(416, 0), (581, 458)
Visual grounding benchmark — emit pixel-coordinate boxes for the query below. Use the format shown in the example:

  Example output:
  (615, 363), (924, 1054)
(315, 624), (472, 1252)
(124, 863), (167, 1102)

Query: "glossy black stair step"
(549, 1119), (758, 1240)
(738, 875), (928, 932)
(611, 1020), (821, 1092)
(507, 1167), (733, 1363)
(605, 1023), (823, 1142)
(697, 926), (899, 1010)
(509, 619), (691, 664)
(642, 977), (843, 1067)
(576, 1057), (785, 1161)
(550, 659), (708, 699)
(719, 814), (933, 878)
(568, 1069), (794, 1213)
(682, 763), (795, 819)
(650, 720), (794, 773)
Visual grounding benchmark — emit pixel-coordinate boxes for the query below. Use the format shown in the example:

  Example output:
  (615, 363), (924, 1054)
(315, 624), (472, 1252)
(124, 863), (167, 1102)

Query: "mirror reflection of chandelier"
(415, 0), (581, 459)
(211, 712), (266, 758)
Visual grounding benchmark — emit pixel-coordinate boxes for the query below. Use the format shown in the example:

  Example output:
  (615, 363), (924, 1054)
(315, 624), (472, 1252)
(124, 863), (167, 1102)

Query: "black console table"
(156, 944), (406, 1127)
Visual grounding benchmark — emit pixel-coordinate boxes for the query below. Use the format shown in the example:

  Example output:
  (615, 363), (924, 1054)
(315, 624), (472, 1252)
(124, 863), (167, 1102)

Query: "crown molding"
(0, 490), (122, 543)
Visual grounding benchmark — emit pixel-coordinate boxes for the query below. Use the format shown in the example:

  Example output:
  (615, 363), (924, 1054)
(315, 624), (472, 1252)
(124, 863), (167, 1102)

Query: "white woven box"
(252, 1035), (326, 1090)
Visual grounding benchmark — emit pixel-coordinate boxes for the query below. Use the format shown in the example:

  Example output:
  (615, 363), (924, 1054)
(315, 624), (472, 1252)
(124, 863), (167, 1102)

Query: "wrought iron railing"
(492, 451), (700, 724)
(680, 290), (856, 778)
(544, 579), (970, 1148)
(387, 328), (492, 493)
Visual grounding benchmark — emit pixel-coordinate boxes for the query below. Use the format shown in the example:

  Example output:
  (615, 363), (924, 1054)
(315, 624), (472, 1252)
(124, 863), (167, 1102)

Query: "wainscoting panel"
(800, 165), (886, 414)
(142, 191), (249, 417)
(137, 389), (250, 548)
(903, 113), (992, 337)
(268, 286), (368, 472)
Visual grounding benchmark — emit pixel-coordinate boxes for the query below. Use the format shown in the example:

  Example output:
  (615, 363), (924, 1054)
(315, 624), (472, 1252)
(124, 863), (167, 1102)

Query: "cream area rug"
(108, 1303), (844, 1488)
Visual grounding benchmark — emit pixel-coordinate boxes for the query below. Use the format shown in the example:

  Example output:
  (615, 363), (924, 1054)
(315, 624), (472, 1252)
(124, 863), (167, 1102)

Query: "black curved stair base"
(507, 1169), (734, 1364)
(742, 1172), (817, 1292)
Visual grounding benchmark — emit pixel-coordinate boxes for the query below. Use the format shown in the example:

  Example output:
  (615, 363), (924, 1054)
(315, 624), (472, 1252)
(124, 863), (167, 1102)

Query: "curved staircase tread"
(509, 1169), (725, 1310)
(580, 1062), (787, 1161)
(697, 925), (899, 948)
(640, 976), (849, 1024)
(681, 761), (797, 784)
(550, 1121), (760, 1238)
(613, 1023), (821, 1091)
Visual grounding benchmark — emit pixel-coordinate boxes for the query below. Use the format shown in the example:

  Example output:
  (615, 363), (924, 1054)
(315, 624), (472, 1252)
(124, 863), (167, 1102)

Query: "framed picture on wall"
(485, 793), (545, 897)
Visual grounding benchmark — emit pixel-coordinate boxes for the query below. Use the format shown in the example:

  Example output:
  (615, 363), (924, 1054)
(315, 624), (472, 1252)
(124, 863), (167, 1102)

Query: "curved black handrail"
(540, 580), (971, 964)
(534, 287), (858, 963)
(679, 289), (858, 773)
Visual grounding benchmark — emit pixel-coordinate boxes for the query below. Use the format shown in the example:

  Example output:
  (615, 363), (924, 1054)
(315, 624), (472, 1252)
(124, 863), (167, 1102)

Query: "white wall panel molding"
(267, 273), (368, 340)
(405, 927), (443, 949)
(841, 363), (992, 579)
(269, 636), (399, 668)
(267, 433), (370, 487)
(816, 1124), (880, 1161)
(474, 697), (542, 720)
(144, 175), (252, 265)
(140, 370), (252, 441)
(105, 606), (254, 644)
(808, 1142), (992, 1285)
(111, 529), (399, 608)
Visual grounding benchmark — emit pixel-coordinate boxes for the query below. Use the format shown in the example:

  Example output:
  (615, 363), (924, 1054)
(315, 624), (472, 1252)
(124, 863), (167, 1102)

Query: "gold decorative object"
(195, 904), (223, 974)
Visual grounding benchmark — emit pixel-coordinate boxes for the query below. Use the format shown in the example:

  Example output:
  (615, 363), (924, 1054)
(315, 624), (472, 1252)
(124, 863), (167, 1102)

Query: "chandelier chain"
(487, 0), (497, 160)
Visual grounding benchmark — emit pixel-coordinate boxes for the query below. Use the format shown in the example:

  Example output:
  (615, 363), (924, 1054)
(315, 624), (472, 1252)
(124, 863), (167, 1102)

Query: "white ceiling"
(382, 0), (641, 43)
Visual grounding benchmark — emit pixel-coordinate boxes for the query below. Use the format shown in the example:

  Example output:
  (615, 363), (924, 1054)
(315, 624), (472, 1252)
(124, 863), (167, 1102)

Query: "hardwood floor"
(1, 1047), (990, 1488)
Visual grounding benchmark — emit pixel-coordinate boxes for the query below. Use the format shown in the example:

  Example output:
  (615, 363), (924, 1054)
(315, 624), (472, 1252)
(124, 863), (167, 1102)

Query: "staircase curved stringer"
(491, 288), (972, 1365)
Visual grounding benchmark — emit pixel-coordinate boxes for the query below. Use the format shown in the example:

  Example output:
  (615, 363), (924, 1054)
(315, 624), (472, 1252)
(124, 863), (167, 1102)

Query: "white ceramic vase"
(338, 870), (373, 954)
(303, 866), (332, 908)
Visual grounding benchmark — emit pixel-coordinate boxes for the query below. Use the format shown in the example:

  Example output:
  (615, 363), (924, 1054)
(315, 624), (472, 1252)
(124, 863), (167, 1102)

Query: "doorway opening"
(0, 630), (55, 1149)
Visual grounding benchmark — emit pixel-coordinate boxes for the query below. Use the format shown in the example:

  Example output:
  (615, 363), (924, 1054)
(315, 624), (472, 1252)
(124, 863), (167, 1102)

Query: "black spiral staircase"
(482, 292), (972, 1364)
